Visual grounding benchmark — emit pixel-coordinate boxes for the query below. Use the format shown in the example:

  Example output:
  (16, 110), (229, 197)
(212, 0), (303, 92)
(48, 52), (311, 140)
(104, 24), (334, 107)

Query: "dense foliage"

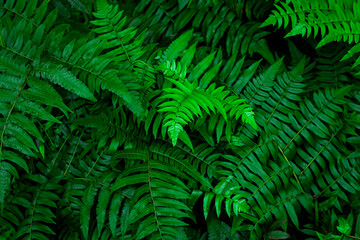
(0, 0), (360, 239)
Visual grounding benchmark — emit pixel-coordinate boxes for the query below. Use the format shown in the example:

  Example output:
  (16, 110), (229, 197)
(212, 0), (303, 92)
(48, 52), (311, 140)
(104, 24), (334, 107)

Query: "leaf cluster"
(0, 0), (359, 239)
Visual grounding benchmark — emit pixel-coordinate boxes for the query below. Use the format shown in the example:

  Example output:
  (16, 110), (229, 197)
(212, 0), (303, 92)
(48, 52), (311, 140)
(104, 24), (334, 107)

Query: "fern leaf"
(25, 77), (72, 113)
(0, 162), (11, 211)
(159, 29), (194, 65)
(100, 70), (145, 118)
(111, 159), (192, 239)
(35, 63), (96, 102)
(188, 51), (216, 82)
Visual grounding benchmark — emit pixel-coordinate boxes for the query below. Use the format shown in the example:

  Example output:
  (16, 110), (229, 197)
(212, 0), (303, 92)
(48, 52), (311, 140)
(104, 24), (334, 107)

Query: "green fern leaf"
(188, 51), (216, 82)
(159, 29), (194, 65)
(35, 63), (96, 102)
(0, 162), (11, 211)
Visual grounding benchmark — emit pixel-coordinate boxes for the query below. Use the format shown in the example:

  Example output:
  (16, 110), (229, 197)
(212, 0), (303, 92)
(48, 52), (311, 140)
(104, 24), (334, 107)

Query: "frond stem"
(299, 125), (342, 176)
(46, 133), (72, 176)
(278, 146), (304, 193)
(64, 131), (84, 176)
(315, 162), (357, 199)
(85, 150), (104, 178)
(147, 152), (164, 239)
(283, 93), (341, 152)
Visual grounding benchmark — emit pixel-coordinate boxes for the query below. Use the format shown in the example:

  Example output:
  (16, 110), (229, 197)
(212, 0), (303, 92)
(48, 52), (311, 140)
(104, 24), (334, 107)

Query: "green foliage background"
(0, 0), (360, 239)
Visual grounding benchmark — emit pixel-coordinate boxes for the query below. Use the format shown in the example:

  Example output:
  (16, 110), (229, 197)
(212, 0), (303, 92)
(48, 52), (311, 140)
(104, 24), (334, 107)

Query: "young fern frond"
(157, 60), (257, 146)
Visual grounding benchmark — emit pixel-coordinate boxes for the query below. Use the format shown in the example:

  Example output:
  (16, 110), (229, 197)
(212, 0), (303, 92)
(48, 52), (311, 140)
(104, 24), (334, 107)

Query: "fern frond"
(282, 86), (351, 152)
(159, 29), (194, 65)
(203, 178), (250, 220)
(241, 57), (284, 107)
(0, 0), (58, 31)
(149, 142), (213, 188)
(91, 1), (145, 67)
(262, 0), (360, 76)
(35, 62), (96, 102)
(156, 51), (258, 146)
(70, 106), (147, 151)
(13, 177), (60, 240)
(111, 156), (192, 239)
